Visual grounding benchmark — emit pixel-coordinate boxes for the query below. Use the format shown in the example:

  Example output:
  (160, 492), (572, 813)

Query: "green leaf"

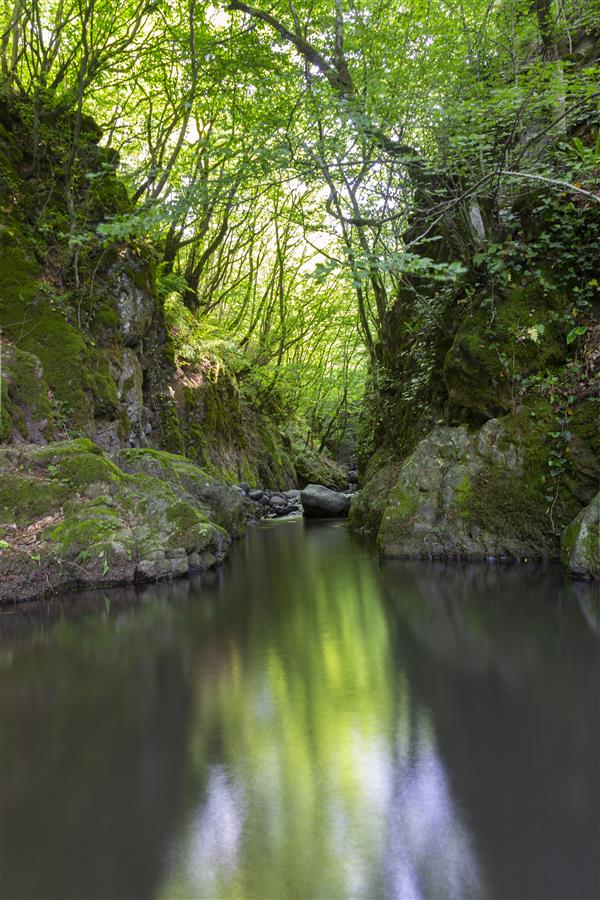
(566, 325), (587, 344)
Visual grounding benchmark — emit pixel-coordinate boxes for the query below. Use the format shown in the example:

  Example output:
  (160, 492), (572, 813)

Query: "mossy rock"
(0, 244), (120, 431)
(31, 437), (102, 462)
(0, 341), (54, 443)
(0, 97), (169, 451)
(561, 493), (600, 579)
(48, 497), (134, 563)
(294, 447), (347, 490)
(0, 474), (71, 526)
(0, 439), (236, 603)
(348, 447), (403, 535)
(444, 285), (566, 419)
(376, 399), (599, 564)
(249, 417), (297, 488)
(114, 447), (246, 538)
(175, 368), (249, 475)
(163, 352), (300, 490)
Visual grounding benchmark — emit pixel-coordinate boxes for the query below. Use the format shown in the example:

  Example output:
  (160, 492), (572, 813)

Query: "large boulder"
(0, 439), (237, 603)
(301, 484), (351, 518)
(371, 399), (599, 563)
(561, 493), (600, 579)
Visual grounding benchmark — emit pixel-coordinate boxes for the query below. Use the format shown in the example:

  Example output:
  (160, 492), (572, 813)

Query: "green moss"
(294, 447), (346, 490)
(92, 303), (121, 332)
(0, 343), (54, 442)
(567, 398), (600, 493)
(0, 239), (40, 305)
(459, 401), (588, 554)
(48, 501), (129, 553)
(32, 438), (103, 463)
(0, 257), (120, 430)
(165, 499), (205, 531)
(471, 453), (550, 545)
(560, 517), (579, 559)
(0, 475), (70, 525)
(87, 171), (131, 218)
(0, 372), (12, 442)
(376, 484), (419, 554)
(454, 475), (473, 520)
(90, 371), (119, 416)
(348, 447), (403, 535)
(115, 447), (246, 536)
(561, 494), (600, 579)
(0, 202), (121, 433)
(54, 451), (123, 488)
(393, 488), (419, 518)
(444, 285), (566, 419)
(158, 401), (185, 455)
(182, 373), (246, 452)
(117, 446), (205, 471)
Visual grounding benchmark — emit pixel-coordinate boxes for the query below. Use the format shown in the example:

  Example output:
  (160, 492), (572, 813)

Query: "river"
(0, 518), (598, 900)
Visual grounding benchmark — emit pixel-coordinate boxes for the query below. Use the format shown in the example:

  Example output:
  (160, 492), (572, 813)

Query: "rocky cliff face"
(351, 186), (600, 577)
(0, 98), (342, 490)
(0, 98), (347, 601)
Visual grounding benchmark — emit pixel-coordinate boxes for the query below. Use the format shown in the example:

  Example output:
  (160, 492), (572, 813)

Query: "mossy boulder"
(561, 493), (600, 579)
(114, 447), (247, 538)
(375, 400), (598, 563)
(0, 439), (235, 603)
(294, 446), (347, 490)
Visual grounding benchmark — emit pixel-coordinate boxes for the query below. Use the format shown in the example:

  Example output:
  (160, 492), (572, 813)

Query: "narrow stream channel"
(1, 518), (598, 900)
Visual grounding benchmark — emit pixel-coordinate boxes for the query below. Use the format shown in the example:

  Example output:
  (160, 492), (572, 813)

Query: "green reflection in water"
(3, 520), (595, 900)
(159, 521), (483, 900)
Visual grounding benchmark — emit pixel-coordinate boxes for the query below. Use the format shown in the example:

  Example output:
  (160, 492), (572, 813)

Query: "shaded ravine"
(0, 519), (598, 900)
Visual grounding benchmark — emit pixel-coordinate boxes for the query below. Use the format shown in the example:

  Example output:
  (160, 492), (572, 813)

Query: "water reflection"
(0, 520), (598, 900)
(382, 560), (600, 900)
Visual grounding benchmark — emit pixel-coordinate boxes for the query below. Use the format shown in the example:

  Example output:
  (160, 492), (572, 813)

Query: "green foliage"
(1, 0), (598, 473)
(566, 326), (588, 345)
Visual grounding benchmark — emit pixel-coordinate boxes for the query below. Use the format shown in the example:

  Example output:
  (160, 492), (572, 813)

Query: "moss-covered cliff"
(351, 186), (600, 576)
(0, 97), (348, 601)
(0, 97), (344, 494)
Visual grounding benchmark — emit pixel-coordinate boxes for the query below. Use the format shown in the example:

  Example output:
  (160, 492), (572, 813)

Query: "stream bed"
(0, 518), (598, 900)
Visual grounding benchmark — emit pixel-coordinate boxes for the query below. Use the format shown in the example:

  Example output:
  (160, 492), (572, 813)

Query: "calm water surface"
(0, 519), (598, 900)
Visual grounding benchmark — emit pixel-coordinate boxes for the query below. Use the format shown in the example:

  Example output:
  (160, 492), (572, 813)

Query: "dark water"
(1, 519), (599, 900)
